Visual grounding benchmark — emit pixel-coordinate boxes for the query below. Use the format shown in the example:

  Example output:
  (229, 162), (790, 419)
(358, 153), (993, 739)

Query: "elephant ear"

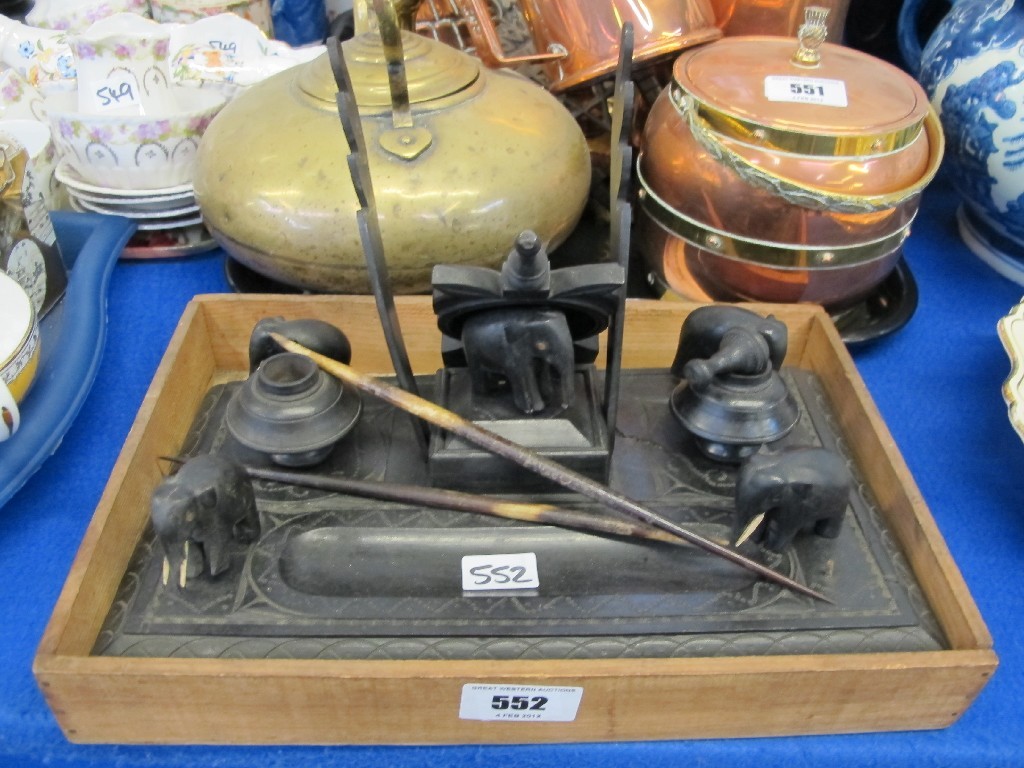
(791, 482), (814, 499)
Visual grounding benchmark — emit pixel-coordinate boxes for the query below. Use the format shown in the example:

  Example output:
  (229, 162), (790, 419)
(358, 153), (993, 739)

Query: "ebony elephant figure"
(734, 447), (852, 552)
(462, 307), (575, 414)
(671, 305), (788, 378)
(248, 316), (352, 372)
(150, 454), (260, 589)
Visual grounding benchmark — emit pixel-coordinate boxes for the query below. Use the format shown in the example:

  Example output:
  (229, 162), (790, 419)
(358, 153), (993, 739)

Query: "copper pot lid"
(298, 29), (479, 108)
(672, 11), (930, 156)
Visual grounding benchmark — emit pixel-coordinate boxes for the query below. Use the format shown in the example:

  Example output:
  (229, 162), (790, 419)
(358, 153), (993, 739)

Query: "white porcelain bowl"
(45, 86), (225, 189)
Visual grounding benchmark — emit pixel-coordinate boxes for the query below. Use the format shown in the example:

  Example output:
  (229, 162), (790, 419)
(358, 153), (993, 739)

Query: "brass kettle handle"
(372, 0), (414, 129)
(450, 0), (567, 68)
(362, 0), (433, 159)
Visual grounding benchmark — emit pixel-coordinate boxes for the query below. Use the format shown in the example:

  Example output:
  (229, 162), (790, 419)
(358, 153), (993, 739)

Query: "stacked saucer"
(57, 159), (216, 259)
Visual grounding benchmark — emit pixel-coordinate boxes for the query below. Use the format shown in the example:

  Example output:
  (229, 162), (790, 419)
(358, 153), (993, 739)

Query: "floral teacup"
(0, 16), (77, 90)
(152, 0), (273, 37)
(70, 14), (176, 116)
(0, 70), (48, 122)
(26, 0), (151, 32)
(47, 86), (225, 188)
(168, 13), (321, 94)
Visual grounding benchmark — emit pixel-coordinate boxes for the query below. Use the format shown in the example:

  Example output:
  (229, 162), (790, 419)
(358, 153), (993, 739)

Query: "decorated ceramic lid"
(672, 9), (930, 155)
(298, 29), (479, 109)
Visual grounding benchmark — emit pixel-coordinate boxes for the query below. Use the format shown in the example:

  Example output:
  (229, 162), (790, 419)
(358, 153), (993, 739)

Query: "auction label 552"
(459, 684), (584, 722)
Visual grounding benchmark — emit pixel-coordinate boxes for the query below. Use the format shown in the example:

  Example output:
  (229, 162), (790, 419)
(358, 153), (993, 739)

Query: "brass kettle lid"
(672, 10), (930, 155)
(298, 29), (480, 108)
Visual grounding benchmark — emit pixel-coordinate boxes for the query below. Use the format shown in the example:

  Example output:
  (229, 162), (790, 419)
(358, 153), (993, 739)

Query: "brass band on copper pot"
(668, 83), (926, 159)
(636, 167), (913, 268)
(669, 87), (945, 215)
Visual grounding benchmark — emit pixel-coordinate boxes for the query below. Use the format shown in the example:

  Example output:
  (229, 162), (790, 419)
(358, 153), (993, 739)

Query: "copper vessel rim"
(669, 80), (930, 158)
(669, 104), (945, 210)
(636, 172), (914, 268)
(670, 37), (931, 153)
(550, 28), (722, 94)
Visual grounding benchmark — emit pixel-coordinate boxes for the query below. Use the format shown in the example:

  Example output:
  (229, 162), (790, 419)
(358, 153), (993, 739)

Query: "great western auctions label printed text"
(459, 684), (584, 722)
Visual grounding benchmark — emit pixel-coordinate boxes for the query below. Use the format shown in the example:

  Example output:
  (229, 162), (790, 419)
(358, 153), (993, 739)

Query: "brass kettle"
(193, 0), (592, 294)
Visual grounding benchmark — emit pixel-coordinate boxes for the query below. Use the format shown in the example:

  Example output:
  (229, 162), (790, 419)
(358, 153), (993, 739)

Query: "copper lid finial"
(792, 6), (829, 67)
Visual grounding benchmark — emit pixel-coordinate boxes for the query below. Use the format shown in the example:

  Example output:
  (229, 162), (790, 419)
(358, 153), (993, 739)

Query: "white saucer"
(67, 196), (203, 230)
(136, 214), (205, 231)
(73, 194), (201, 220)
(69, 186), (196, 210)
(55, 158), (194, 199)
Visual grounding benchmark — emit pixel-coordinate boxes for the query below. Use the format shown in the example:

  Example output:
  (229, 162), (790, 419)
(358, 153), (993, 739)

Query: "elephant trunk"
(151, 485), (212, 589)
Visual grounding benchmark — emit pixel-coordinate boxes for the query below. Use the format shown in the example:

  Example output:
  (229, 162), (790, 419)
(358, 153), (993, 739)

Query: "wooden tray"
(33, 295), (996, 744)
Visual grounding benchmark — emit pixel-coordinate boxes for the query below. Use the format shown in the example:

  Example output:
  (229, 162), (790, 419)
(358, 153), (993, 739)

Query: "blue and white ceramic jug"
(900, 0), (1024, 281)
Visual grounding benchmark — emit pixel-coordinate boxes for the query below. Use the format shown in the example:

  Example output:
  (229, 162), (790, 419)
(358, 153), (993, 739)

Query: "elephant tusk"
(734, 512), (766, 548)
(178, 540), (189, 590)
(161, 556), (170, 586)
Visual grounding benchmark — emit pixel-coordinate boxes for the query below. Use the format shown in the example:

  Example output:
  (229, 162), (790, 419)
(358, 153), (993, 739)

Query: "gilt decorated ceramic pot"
(912, 0), (1024, 282)
(0, 270), (40, 408)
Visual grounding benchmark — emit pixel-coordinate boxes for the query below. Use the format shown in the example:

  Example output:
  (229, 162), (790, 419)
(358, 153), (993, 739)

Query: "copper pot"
(638, 11), (943, 307)
(451, 0), (721, 92)
(710, 0), (850, 40)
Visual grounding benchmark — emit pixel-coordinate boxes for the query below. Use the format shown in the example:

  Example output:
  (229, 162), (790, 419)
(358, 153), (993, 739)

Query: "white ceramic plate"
(67, 196), (203, 230)
(998, 298), (1024, 443)
(72, 194), (201, 220)
(68, 186), (196, 210)
(136, 213), (205, 231)
(55, 158), (194, 198)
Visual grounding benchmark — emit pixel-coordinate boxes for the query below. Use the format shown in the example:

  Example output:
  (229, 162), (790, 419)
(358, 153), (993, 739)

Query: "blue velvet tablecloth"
(1, 171), (1021, 767)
